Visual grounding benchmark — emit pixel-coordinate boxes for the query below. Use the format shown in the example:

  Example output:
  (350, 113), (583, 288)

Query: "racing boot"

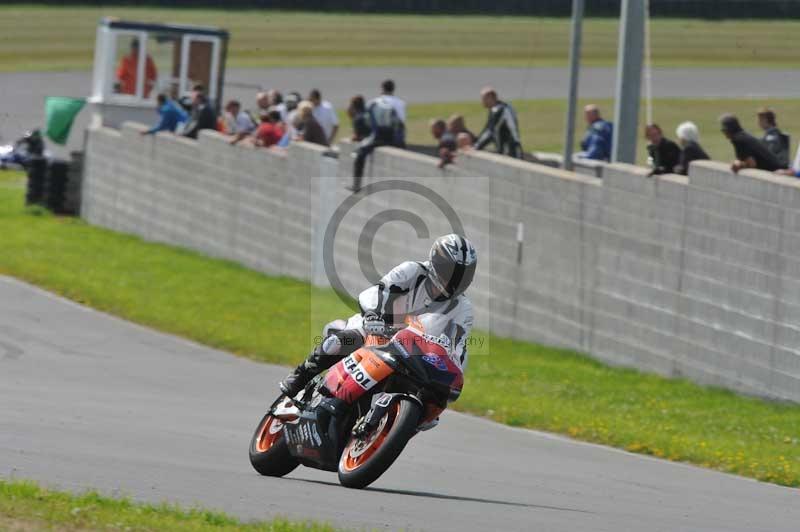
(279, 362), (315, 398)
(278, 336), (334, 398)
(279, 331), (363, 397)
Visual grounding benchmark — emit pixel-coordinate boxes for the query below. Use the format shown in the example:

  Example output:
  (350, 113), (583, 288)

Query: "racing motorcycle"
(248, 319), (463, 489)
(0, 130), (46, 170)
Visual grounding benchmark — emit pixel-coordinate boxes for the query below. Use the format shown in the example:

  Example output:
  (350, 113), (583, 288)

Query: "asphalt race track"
(4, 66), (800, 156)
(1, 276), (799, 531)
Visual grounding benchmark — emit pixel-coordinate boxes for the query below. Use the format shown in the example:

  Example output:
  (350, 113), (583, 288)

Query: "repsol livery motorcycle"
(248, 321), (463, 489)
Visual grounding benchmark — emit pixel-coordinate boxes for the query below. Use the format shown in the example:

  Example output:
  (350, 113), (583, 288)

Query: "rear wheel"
(338, 398), (421, 489)
(249, 407), (299, 477)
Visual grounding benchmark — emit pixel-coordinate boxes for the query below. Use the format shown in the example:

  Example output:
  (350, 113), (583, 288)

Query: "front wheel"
(249, 406), (299, 477)
(338, 398), (421, 489)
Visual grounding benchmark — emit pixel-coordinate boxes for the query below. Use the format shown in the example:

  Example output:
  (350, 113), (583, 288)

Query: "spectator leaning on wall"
(352, 81), (407, 182)
(269, 90), (288, 123)
(254, 108), (285, 148)
(222, 100), (256, 143)
(456, 132), (473, 152)
(347, 95), (372, 141)
(447, 114), (476, 143)
(673, 121), (710, 176)
(757, 107), (791, 169)
(182, 84), (217, 140)
(296, 101), (329, 147)
(474, 87), (523, 159)
(576, 104), (613, 162)
(140, 93), (187, 136)
(256, 91), (270, 113)
(430, 118), (457, 168)
(644, 123), (681, 176)
(720, 114), (784, 173)
(309, 89), (339, 145)
(283, 92), (302, 140)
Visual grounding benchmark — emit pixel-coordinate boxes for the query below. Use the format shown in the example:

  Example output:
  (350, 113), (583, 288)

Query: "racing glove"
(363, 312), (386, 336)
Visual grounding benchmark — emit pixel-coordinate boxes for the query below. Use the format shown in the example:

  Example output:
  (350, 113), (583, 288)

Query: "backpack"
(369, 97), (401, 132)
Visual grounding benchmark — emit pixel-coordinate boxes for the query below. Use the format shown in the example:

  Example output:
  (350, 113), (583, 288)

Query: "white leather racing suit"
(345, 260), (474, 370)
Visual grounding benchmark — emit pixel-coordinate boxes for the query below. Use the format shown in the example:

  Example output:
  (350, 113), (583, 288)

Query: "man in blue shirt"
(577, 104), (613, 161)
(141, 93), (188, 136)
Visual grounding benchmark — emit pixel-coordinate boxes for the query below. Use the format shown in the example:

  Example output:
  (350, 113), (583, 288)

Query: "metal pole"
(643, 0), (653, 126)
(612, 0), (645, 164)
(563, 0), (584, 171)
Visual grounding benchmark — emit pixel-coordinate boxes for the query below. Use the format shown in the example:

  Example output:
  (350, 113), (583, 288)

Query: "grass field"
(393, 97), (800, 166)
(2, 5), (800, 71)
(0, 479), (340, 531)
(1, 171), (799, 488)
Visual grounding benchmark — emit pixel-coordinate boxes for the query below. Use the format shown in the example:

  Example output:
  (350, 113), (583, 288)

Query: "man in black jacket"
(757, 107), (790, 169)
(473, 87), (523, 159)
(720, 114), (784, 173)
(644, 124), (681, 176)
(183, 85), (217, 140)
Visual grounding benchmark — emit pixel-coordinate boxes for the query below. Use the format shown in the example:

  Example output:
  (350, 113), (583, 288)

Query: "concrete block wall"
(82, 125), (800, 402)
(82, 122), (326, 282)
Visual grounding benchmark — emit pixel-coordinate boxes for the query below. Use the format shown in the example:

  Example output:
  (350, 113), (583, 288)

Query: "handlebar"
(375, 324), (407, 339)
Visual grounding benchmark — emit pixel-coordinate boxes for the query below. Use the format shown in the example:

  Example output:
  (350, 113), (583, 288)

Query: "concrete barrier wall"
(82, 123), (800, 402)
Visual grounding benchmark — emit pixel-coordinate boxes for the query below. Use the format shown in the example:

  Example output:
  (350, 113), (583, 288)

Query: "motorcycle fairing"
(323, 348), (394, 404)
(283, 396), (348, 471)
(391, 329), (464, 394)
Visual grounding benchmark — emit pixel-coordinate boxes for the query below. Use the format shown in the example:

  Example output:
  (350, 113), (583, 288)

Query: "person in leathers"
(279, 234), (478, 404)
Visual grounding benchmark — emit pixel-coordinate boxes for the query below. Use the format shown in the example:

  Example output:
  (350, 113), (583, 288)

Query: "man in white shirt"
(379, 79), (406, 123)
(309, 89), (339, 144)
(352, 79), (408, 185)
(223, 100), (257, 144)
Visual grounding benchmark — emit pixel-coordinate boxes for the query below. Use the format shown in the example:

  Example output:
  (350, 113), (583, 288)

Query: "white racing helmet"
(428, 234), (477, 299)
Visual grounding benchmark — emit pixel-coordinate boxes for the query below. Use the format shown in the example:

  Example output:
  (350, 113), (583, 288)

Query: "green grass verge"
(3, 6), (800, 71)
(0, 171), (799, 488)
(393, 97), (800, 166)
(0, 478), (339, 531)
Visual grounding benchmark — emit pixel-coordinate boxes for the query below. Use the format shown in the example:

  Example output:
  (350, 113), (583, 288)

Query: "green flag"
(45, 97), (86, 145)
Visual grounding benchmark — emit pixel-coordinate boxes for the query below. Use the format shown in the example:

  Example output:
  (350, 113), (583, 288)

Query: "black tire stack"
(24, 152), (83, 215)
(63, 151), (84, 215)
(25, 157), (47, 206)
(45, 160), (69, 213)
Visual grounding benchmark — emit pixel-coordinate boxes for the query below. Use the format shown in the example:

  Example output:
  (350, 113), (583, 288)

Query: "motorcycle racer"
(280, 234), (477, 398)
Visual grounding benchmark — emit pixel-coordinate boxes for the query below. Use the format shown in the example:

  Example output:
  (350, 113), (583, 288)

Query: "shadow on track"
(285, 477), (591, 513)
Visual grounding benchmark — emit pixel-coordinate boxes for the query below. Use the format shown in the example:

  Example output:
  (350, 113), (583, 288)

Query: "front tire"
(249, 409), (299, 477)
(338, 398), (421, 489)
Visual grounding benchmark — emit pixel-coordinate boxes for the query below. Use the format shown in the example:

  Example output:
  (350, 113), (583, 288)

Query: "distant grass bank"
(0, 172), (799, 487)
(3, 6), (800, 71)
(0, 479), (340, 531)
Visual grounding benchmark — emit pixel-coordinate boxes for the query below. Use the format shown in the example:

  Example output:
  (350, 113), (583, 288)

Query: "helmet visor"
(431, 255), (476, 298)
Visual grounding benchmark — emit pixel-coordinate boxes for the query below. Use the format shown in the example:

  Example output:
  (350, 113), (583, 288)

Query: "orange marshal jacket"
(116, 54), (157, 97)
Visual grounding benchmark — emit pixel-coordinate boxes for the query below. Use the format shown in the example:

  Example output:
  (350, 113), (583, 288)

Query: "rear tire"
(249, 410), (299, 477)
(338, 398), (421, 489)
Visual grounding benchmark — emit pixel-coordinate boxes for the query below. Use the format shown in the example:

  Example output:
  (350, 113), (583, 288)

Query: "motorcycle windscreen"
(323, 348), (395, 404)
